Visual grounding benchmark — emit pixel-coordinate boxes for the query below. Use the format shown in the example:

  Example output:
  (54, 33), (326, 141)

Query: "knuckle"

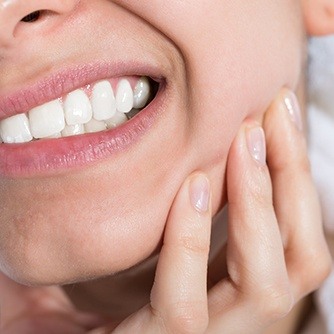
(286, 152), (312, 175)
(177, 225), (210, 256)
(229, 169), (272, 210)
(151, 302), (208, 334)
(300, 247), (332, 293)
(250, 189), (272, 210)
(318, 253), (333, 282)
(313, 252), (332, 285)
(257, 285), (294, 320)
(245, 176), (273, 210)
(271, 144), (311, 175)
(179, 235), (210, 256)
(169, 303), (209, 334)
(298, 156), (312, 175)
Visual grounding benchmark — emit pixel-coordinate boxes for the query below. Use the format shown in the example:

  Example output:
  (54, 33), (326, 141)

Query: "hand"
(105, 89), (331, 333)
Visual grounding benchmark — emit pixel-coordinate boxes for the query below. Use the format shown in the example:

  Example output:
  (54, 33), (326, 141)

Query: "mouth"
(0, 76), (158, 143)
(0, 63), (165, 177)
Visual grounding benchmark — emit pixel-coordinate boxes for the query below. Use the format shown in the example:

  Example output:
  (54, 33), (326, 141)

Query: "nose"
(0, 0), (78, 47)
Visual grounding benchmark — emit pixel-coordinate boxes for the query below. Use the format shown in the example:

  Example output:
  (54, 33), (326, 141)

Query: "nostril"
(21, 11), (42, 23)
(0, 1), (79, 43)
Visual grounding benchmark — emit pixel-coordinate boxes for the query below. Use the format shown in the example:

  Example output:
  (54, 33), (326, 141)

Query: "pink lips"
(0, 62), (165, 178)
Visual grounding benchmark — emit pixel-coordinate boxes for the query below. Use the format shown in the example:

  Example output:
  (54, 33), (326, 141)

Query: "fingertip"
(246, 125), (266, 167)
(264, 88), (304, 134)
(163, 172), (213, 249)
(263, 89), (309, 170)
(283, 91), (303, 132)
(227, 121), (272, 219)
(228, 121), (268, 182)
(189, 173), (211, 214)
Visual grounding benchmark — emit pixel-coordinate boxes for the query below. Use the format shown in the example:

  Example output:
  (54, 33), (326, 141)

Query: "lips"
(0, 62), (166, 177)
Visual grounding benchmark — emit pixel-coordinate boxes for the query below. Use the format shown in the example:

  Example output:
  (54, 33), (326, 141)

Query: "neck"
(63, 254), (158, 320)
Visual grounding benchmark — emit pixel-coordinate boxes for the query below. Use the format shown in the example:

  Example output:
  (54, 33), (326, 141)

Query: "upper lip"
(0, 61), (164, 121)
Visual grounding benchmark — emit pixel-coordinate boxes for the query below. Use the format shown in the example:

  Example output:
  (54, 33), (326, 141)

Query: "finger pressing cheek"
(150, 173), (212, 334)
(208, 123), (292, 330)
(264, 89), (332, 300)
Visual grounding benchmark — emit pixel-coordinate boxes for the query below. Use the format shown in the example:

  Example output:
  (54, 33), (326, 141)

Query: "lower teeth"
(27, 108), (144, 142)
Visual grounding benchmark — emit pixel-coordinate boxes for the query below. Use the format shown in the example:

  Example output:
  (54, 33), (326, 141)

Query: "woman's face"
(0, 0), (304, 285)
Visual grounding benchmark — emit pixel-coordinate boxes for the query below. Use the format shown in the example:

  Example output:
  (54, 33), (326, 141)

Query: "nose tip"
(0, 0), (78, 47)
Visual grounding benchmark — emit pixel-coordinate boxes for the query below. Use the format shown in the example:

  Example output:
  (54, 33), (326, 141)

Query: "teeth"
(0, 114), (33, 143)
(92, 81), (117, 121)
(61, 124), (85, 138)
(47, 133), (62, 139)
(64, 89), (92, 125)
(29, 100), (65, 139)
(105, 111), (128, 129)
(116, 79), (134, 113)
(0, 76), (154, 144)
(84, 119), (107, 133)
(133, 77), (151, 109)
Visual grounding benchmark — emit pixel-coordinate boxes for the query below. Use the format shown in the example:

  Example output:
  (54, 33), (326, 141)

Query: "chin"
(0, 233), (159, 286)
(0, 181), (174, 286)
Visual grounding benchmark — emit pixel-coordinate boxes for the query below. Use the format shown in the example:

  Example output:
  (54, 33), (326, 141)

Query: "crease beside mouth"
(0, 76), (159, 144)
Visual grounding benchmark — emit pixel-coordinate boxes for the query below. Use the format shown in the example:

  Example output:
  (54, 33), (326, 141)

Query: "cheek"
(181, 1), (304, 212)
(119, 0), (304, 110)
(0, 107), (193, 285)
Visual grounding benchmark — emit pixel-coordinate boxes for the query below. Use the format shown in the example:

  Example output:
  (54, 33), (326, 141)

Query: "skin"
(0, 0), (304, 284)
(0, 0), (333, 332)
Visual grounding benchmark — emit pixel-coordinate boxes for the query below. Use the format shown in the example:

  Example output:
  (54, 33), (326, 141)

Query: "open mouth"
(0, 76), (159, 144)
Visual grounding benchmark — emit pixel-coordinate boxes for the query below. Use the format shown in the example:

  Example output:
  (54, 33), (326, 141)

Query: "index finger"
(150, 173), (212, 334)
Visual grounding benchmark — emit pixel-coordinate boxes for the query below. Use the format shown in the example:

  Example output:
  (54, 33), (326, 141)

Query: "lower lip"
(0, 85), (166, 178)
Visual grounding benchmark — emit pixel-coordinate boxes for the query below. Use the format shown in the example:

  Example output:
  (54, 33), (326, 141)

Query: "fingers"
(114, 173), (212, 334)
(150, 173), (211, 333)
(264, 89), (332, 299)
(225, 125), (287, 293)
(114, 89), (330, 334)
(207, 89), (331, 333)
(208, 122), (293, 331)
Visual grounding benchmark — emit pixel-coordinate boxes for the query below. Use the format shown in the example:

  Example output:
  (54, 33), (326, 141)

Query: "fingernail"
(189, 174), (210, 213)
(246, 126), (266, 166)
(284, 91), (303, 131)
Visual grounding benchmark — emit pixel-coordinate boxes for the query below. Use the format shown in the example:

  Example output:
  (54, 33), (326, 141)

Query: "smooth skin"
(1, 90), (331, 333)
(1, 0), (334, 333)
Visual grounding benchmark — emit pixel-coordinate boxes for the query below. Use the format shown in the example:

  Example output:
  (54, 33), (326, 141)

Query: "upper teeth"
(0, 77), (151, 144)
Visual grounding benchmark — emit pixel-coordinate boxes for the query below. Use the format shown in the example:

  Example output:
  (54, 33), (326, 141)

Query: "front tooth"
(64, 89), (92, 125)
(84, 119), (107, 133)
(0, 114), (33, 143)
(133, 77), (150, 109)
(105, 111), (128, 129)
(92, 81), (117, 121)
(29, 100), (65, 139)
(61, 124), (85, 137)
(116, 79), (134, 113)
(47, 133), (62, 139)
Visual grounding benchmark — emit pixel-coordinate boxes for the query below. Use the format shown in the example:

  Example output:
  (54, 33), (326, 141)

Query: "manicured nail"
(284, 91), (303, 131)
(189, 174), (210, 213)
(247, 126), (266, 166)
